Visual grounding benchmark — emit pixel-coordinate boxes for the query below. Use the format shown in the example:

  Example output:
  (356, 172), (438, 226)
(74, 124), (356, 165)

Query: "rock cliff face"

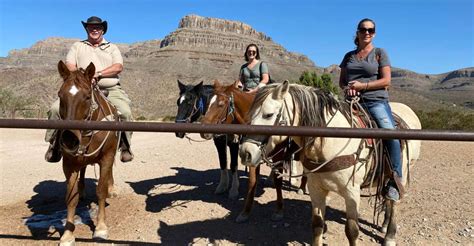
(0, 15), (472, 119)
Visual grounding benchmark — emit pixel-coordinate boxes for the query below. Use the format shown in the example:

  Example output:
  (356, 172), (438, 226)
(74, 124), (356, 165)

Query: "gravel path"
(1, 129), (473, 245)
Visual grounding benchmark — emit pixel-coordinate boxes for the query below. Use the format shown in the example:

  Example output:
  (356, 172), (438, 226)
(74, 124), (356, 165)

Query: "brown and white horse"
(240, 81), (421, 245)
(56, 61), (119, 245)
(201, 80), (306, 223)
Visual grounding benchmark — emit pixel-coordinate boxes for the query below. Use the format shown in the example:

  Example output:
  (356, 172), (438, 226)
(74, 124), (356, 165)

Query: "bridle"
(60, 83), (118, 157)
(176, 94), (205, 123)
(244, 91), (357, 177)
(212, 92), (236, 124)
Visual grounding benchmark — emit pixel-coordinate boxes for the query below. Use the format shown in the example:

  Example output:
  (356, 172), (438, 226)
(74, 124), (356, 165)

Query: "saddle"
(301, 101), (409, 199)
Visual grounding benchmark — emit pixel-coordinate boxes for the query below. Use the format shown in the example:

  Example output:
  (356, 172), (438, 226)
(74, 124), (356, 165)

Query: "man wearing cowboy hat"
(45, 16), (134, 163)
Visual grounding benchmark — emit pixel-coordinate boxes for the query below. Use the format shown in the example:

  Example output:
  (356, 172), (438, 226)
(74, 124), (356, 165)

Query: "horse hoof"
(108, 191), (118, 198)
(271, 212), (284, 221)
(380, 225), (388, 233)
(93, 230), (108, 240)
(235, 213), (249, 223)
(383, 239), (396, 246)
(297, 188), (304, 195)
(59, 237), (75, 246)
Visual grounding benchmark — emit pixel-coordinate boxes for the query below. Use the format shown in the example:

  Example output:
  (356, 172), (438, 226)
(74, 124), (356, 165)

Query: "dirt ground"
(0, 128), (473, 245)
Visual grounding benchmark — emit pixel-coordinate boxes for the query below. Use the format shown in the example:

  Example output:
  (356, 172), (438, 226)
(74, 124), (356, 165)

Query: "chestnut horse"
(200, 80), (305, 222)
(56, 61), (119, 245)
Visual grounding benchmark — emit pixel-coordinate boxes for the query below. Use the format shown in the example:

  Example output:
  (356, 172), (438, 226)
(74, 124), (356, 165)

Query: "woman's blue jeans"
(361, 100), (402, 178)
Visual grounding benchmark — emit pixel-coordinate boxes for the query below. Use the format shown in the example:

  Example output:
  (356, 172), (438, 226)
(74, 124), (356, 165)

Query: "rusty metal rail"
(1, 119), (473, 141)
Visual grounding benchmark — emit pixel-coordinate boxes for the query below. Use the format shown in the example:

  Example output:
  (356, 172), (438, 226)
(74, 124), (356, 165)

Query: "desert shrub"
(162, 115), (176, 122)
(415, 109), (474, 130)
(135, 115), (147, 121)
(0, 88), (37, 118)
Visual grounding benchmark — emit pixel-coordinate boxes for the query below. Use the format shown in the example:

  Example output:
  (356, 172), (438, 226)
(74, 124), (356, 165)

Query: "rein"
(60, 84), (118, 158)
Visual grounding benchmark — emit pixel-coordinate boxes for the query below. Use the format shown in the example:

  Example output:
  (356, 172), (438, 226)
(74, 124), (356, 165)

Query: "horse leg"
(236, 165), (260, 223)
(214, 137), (228, 194)
(60, 162), (81, 246)
(383, 200), (398, 246)
(343, 188), (361, 246)
(107, 164), (118, 198)
(93, 156), (113, 240)
(271, 167), (284, 221)
(297, 175), (308, 195)
(228, 142), (239, 199)
(308, 182), (329, 246)
(78, 167), (87, 200)
(381, 200), (391, 233)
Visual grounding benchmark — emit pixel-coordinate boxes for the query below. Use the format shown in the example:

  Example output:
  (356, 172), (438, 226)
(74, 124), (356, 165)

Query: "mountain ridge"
(0, 15), (472, 119)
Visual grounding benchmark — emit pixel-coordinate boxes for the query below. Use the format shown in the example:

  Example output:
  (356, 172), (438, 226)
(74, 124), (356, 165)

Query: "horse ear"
(213, 79), (222, 88)
(84, 62), (96, 81)
(57, 60), (70, 80)
(178, 80), (186, 93)
(272, 80), (290, 100)
(194, 81), (204, 93)
(232, 80), (242, 89)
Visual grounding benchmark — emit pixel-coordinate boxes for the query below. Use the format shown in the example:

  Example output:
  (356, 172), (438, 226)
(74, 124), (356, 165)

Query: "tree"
(295, 71), (339, 94)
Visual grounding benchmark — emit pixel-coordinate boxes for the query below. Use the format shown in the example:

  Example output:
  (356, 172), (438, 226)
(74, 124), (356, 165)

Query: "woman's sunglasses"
(358, 28), (375, 34)
(247, 50), (257, 55)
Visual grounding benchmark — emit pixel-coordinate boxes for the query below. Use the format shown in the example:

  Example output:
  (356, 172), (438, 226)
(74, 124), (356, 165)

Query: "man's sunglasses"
(358, 28), (375, 34)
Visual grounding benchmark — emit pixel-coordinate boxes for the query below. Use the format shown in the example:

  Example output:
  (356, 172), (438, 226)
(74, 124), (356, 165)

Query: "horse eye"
(263, 113), (274, 119)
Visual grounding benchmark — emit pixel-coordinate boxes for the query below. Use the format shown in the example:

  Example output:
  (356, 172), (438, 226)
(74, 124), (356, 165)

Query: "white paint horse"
(239, 81), (421, 246)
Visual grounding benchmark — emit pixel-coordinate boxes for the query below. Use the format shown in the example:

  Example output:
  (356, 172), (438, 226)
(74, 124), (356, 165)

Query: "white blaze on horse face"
(208, 95), (217, 111)
(179, 95), (185, 105)
(69, 85), (79, 96)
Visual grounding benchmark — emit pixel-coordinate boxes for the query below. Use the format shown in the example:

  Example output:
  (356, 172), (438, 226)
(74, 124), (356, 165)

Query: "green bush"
(415, 109), (474, 130)
(294, 71), (339, 95)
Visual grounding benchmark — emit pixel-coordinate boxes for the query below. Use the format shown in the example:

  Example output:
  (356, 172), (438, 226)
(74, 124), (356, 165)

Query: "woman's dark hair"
(244, 43), (260, 62)
(354, 18), (376, 48)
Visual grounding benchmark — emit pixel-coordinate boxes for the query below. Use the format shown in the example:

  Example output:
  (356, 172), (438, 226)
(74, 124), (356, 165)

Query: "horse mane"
(248, 83), (340, 144)
(249, 83), (339, 124)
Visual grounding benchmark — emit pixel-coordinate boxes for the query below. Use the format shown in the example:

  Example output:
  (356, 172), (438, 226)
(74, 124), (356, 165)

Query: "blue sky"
(0, 0), (472, 74)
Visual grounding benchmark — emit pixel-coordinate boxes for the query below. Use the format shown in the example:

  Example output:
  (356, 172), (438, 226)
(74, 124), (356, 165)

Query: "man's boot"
(45, 133), (62, 163)
(120, 148), (134, 162)
(120, 134), (134, 162)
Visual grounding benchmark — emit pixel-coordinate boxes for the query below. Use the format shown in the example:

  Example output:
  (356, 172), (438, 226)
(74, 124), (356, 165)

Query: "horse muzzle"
(60, 130), (81, 154)
(239, 141), (262, 167)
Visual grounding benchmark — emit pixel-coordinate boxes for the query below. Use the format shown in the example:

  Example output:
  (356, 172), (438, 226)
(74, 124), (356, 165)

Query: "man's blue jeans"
(361, 100), (402, 178)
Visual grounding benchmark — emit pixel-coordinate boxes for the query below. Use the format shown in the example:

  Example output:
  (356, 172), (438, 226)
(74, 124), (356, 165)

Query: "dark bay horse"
(56, 61), (119, 246)
(175, 80), (239, 198)
(200, 80), (305, 222)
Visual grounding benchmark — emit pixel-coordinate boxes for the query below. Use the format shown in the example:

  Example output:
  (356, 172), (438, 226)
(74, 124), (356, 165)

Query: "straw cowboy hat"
(81, 16), (108, 34)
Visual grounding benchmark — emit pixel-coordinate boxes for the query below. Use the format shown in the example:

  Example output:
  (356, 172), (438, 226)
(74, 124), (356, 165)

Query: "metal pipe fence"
(1, 119), (473, 141)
